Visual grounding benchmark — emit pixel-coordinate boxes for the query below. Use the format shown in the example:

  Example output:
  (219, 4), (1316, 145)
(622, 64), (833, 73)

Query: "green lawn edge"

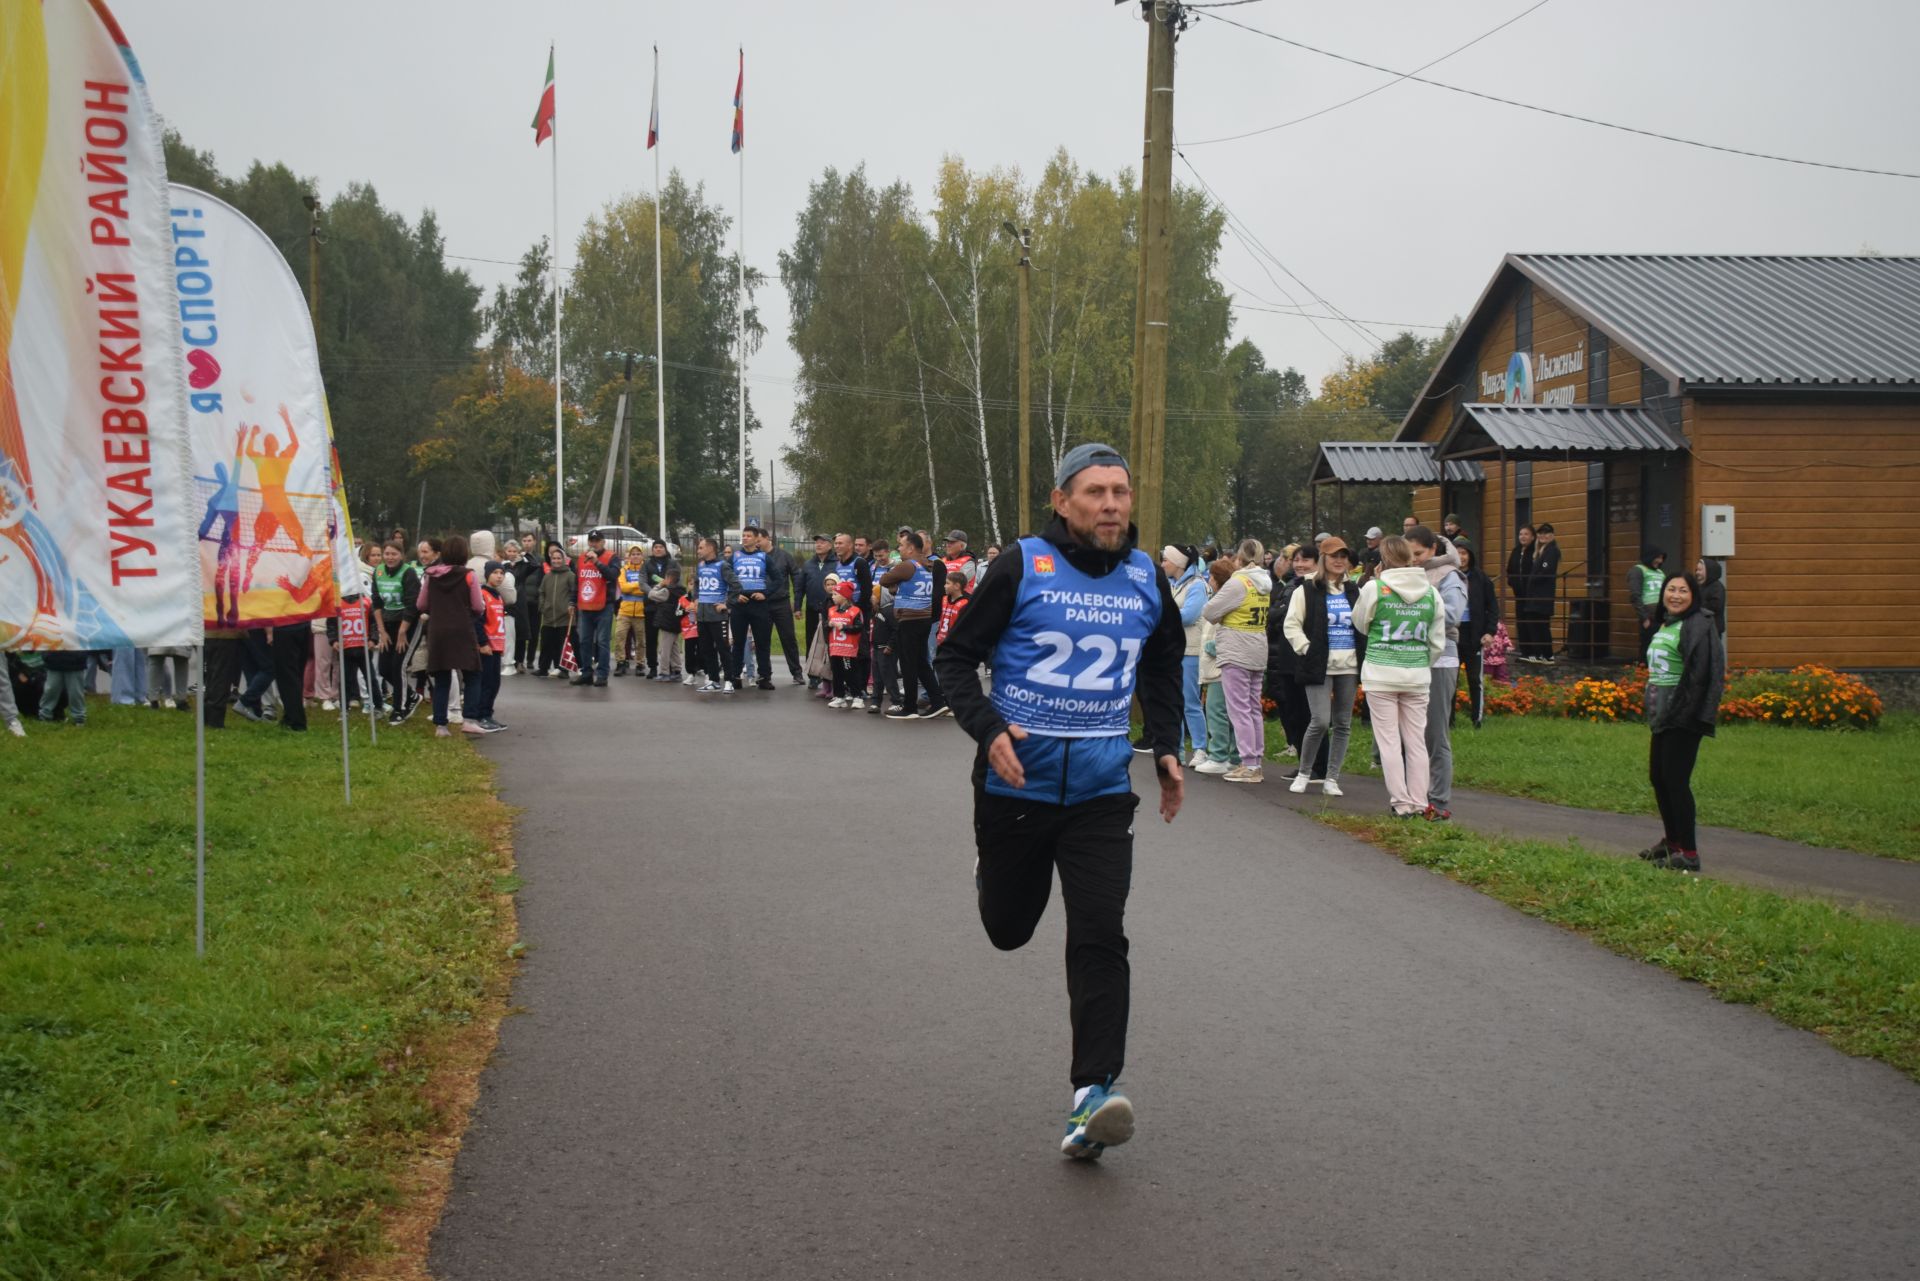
(1284, 711), (1920, 861)
(0, 702), (517, 1279)
(1318, 812), (1920, 1083)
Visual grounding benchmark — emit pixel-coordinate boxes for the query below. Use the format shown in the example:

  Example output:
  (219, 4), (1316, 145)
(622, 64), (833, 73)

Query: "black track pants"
(974, 788), (1137, 1089)
(1649, 727), (1704, 850)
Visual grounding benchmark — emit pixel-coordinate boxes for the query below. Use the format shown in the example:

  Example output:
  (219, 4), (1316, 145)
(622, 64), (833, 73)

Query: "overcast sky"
(125, 0), (1920, 473)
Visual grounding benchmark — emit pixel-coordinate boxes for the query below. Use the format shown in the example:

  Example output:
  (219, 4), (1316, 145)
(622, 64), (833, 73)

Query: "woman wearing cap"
(1284, 536), (1360, 795)
(1200, 539), (1273, 783)
(1161, 544), (1209, 767)
(1641, 572), (1724, 873)
(1351, 535), (1445, 817)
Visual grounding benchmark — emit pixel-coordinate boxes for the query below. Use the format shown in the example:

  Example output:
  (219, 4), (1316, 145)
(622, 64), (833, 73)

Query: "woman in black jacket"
(1455, 544), (1500, 728)
(1692, 557), (1726, 641)
(1641, 573), (1725, 874)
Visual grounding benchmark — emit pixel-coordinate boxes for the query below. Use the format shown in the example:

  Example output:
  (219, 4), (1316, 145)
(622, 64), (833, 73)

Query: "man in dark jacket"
(1694, 557), (1727, 640)
(933, 442), (1185, 1161)
(756, 526), (806, 686)
(796, 534), (833, 687)
(509, 539), (544, 674)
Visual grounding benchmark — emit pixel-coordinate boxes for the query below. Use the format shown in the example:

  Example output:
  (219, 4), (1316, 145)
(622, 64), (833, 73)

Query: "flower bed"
(1452, 664), (1883, 729)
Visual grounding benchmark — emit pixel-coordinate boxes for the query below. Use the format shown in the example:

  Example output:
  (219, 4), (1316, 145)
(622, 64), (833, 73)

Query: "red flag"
(532, 49), (555, 145)
(729, 49), (743, 154)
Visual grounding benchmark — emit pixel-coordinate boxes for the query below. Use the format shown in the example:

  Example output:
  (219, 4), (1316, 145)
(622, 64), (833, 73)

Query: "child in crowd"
(339, 591), (382, 715)
(937, 571), (969, 647)
(1194, 559), (1240, 775)
(1483, 620), (1515, 685)
(826, 579), (866, 709)
(650, 564), (686, 682)
(464, 562), (509, 732)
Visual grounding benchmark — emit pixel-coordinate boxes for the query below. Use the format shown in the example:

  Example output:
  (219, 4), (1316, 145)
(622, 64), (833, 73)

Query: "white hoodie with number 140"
(1350, 566), (1446, 693)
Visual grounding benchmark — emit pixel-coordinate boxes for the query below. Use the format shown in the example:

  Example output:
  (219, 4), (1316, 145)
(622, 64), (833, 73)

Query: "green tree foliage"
(780, 151), (1239, 545)
(546, 176), (766, 539)
(162, 131), (483, 535)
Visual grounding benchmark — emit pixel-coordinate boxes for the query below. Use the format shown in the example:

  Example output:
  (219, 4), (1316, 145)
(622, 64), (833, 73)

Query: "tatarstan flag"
(532, 48), (555, 145)
(729, 49), (743, 153)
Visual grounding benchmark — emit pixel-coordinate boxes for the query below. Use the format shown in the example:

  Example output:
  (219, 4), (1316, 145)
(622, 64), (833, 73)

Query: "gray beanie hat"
(1054, 442), (1130, 490)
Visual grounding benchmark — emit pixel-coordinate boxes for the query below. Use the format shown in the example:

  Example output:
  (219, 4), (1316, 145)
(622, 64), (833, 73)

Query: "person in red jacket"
(826, 579), (867, 709)
(937, 572), (970, 646)
(572, 528), (619, 687)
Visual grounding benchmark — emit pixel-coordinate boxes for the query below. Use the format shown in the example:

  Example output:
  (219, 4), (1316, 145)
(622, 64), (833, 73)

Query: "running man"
(934, 442), (1186, 1160)
(241, 405), (314, 594)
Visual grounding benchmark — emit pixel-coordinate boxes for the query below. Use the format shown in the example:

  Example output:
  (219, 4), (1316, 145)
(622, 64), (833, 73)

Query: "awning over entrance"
(1439, 403), (1685, 460)
(1311, 441), (1485, 486)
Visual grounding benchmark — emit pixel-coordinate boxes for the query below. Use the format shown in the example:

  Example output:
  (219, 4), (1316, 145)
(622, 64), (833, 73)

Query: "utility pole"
(1002, 222), (1034, 535)
(1127, 0), (1182, 554)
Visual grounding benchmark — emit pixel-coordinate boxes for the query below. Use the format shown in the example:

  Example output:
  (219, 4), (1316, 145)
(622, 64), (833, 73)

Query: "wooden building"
(1343, 254), (1920, 671)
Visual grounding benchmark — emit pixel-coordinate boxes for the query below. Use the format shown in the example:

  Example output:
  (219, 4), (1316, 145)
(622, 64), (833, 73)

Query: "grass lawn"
(0, 701), (514, 1279)
(1281, 711), (1920, 861)
(1322, 814), (1920, 1082)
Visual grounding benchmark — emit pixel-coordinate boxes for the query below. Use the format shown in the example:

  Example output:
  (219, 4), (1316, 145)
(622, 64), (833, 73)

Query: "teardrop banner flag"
(1, 0), (200, 650)
(166, 185), (344, 627)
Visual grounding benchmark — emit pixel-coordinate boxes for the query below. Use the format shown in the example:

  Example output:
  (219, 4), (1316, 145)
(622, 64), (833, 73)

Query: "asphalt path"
(431, 671), (1920, 1280)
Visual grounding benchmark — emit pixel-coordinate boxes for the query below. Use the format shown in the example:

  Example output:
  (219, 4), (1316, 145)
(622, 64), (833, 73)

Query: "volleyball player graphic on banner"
(168, 185), (343, 627)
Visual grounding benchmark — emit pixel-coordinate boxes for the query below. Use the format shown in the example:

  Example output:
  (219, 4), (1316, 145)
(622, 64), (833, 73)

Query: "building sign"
(1479, 342), (1584, 406)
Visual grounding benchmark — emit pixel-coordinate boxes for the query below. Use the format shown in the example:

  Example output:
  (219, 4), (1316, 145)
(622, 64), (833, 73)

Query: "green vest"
(1637, 566), (1664, 607)
(373, 565), (408, 612)
(1367, 586), (1438, 668)
(1647, 621), (1683, 687)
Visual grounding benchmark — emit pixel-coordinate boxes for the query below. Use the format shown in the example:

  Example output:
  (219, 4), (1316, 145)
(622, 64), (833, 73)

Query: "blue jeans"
(463, 653), (502, 721)
(575, 608), (614, 679)
(39, 669), (87, 723)
(1181, 654), (1206, 756)
(110, 647), (148, 704)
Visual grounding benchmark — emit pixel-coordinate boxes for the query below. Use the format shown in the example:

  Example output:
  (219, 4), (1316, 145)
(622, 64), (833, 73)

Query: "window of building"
(1513, 459), (1533, 531)
(1514, 280), (1533, 354)
(1588, 326), (1609, 404)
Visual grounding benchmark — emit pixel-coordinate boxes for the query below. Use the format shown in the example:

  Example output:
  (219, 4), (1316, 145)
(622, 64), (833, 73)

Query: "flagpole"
(653, 45), (668, 543)
(735, 46), (747, 535)
(195, 643), (206, 956)
(551, 40), (565, 553)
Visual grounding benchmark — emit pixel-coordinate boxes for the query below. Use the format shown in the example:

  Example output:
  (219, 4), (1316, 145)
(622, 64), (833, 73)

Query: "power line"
(1229, 300), (1449, 330)
(1200, 11), (1920, 180)
(1183, 0), (1554, 146)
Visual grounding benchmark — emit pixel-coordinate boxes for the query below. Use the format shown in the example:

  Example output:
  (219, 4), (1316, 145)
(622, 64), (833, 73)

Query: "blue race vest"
(696, 561), (726, 604)
(834, 558), (861, 591)
(895, 560), (934, 612)
(734, 550), (768, 593)
(1327, 590), (1356, 651)
(989, 536), (1162, 737)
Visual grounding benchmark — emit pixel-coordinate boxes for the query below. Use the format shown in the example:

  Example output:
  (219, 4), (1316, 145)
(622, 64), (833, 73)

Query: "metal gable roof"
(1442, 404), (1685, 459)
(1312, 442), (1485, 486)
(1512, 254), (1920, 389)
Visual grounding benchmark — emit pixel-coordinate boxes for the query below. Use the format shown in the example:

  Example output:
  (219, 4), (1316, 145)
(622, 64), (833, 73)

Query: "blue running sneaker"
(1061, 1080), (1134, 1159)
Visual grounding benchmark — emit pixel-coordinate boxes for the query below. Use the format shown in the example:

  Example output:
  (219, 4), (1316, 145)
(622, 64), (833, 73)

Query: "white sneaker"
(1187, 749), (1207, 770)
(827, 697), (847, 709)
(851, 697), (866, 711)
(5, 718), (23, 738)
(683, 673), (701, 687)
(449, 709), (463, 725)
(1322, 779), (1344, 797)
(721, 681), (740, 694)
(162, 697), (177, 710)
(1194, 758), (1232, 775)
(320, 699), (337, 712)
(1224, 765), (1264, 785)
(1281, 743), (1298, 758)
(502, 664), (517, 675)
(1288, 772), (1312, 794)
(697, 680), (721, 693)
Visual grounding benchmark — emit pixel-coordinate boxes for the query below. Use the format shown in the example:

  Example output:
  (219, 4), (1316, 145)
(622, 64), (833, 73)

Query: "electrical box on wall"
(1701, 505), (1735, 557)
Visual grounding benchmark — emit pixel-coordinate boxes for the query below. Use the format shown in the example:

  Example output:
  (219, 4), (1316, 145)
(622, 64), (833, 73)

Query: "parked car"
(565, 525), (679, 558)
